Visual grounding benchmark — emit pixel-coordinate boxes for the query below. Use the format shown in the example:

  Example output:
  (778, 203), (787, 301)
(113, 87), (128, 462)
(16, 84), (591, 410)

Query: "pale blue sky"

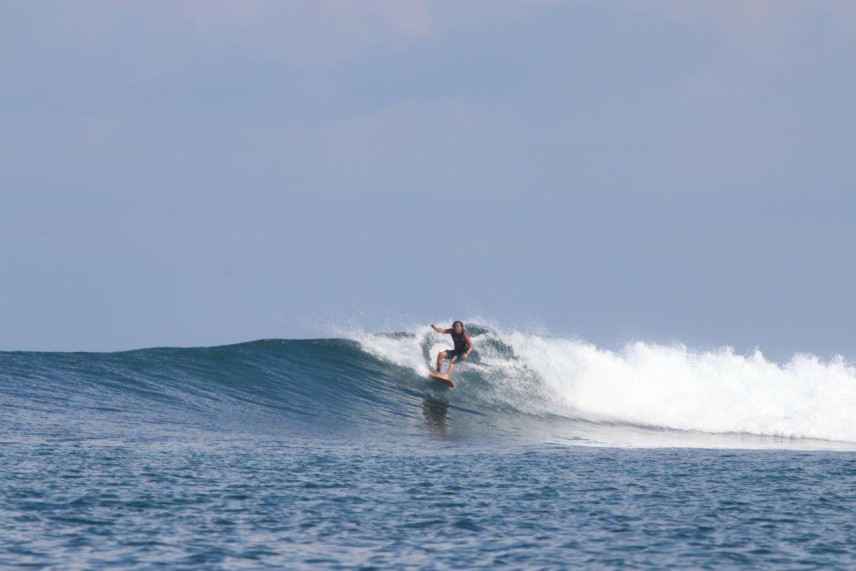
(2, 1), (856, 358)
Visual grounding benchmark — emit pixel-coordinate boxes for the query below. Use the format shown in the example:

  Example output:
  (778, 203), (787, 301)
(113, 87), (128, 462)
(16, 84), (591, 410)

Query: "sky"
(2, 1), (856, 358)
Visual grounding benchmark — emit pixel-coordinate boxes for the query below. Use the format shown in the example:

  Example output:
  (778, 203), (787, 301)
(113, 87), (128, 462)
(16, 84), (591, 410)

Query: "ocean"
(2, 325), (855, 569)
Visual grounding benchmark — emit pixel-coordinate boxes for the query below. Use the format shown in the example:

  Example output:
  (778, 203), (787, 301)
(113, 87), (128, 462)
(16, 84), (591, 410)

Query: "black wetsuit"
(449, 330), (469, 359)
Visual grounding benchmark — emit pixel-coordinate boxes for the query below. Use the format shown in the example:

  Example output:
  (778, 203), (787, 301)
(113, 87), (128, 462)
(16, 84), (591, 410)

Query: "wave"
(352, 324), (856, 444)
(2, 323), (856, 446)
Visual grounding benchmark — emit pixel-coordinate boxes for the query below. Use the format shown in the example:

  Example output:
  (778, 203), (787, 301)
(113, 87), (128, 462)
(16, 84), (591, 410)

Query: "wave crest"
(351, 324), (856, 443)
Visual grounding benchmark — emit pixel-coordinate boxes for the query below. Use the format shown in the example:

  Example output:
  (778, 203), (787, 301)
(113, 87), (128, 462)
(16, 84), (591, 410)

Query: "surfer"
(430, 321), (474, 378)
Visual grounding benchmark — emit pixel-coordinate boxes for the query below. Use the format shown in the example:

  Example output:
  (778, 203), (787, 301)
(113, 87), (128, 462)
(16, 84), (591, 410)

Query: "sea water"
(2, 325), (855, 568)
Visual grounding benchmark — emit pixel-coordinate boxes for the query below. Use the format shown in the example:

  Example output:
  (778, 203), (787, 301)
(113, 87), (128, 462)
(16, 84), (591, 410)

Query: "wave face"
(349, 325), (856, 445)
(3, 324), (856, 447)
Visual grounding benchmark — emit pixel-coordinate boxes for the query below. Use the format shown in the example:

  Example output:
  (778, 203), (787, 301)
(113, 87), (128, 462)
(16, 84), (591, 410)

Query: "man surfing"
(430, 321), (474, 381)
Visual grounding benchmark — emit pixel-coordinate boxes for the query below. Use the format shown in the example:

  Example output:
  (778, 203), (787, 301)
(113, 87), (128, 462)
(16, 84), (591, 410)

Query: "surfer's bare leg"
(446, 357), (458, 377)
(435, 351), (447, 372)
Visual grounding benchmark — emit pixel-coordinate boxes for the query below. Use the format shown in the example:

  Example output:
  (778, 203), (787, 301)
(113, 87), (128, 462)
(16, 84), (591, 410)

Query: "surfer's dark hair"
(452, 321), (464, 330)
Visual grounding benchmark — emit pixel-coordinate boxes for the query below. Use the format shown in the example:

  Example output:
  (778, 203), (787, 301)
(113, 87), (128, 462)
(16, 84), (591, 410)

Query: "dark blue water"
(2, 338), (855, 568)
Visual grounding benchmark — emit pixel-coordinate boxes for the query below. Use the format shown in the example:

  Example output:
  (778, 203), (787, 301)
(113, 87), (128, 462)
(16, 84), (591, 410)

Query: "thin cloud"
(173, 0), (435, 66)
(652, 0), (856, 53)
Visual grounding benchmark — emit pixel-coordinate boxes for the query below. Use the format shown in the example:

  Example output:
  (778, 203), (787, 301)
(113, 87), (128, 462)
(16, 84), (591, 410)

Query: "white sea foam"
(348, 322), (856, 443)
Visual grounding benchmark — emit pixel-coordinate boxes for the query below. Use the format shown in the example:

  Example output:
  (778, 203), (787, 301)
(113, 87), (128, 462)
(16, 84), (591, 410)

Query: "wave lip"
(4, 326), (856, 447)
(352, 324), (856, 445)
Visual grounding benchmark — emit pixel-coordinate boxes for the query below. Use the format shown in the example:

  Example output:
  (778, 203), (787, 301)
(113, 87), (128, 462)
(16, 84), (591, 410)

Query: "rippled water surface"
(2, 337), (856, 568)
(3, 436), (856, 569)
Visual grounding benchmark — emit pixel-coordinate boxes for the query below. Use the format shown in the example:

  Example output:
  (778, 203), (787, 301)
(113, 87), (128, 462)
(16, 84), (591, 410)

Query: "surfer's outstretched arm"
(430, 324), (450, 334)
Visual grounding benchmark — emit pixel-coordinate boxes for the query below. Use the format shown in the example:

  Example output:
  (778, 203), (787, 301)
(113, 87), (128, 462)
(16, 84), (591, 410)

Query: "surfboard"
(428, 371), (455, 388)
